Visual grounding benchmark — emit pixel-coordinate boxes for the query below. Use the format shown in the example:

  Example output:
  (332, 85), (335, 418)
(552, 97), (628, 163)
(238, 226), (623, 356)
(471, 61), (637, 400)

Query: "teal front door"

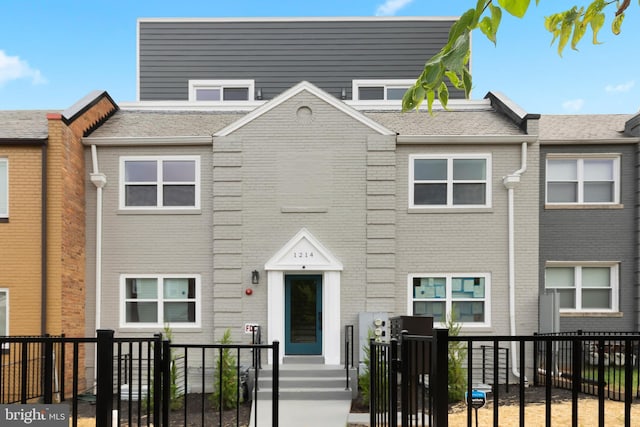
(285, 275), (322, 355)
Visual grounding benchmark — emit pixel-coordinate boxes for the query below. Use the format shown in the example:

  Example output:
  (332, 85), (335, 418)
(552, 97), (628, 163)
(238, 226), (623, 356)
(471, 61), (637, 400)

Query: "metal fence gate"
(0, 330), (280, 427)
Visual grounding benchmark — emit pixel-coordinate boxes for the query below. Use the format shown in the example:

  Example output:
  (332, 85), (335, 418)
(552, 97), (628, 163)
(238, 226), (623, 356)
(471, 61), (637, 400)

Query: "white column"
(324, 271), (341, 365)
(267, 270), (284, 365)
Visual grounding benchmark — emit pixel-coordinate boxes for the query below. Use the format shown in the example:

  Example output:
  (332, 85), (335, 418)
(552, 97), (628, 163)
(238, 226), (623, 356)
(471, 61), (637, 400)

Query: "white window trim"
(0, 288), (8, 338)
(352, 79), (414, 101)
(188, 79), (255, 102)
(119, 274), (201, 329)
(407, 273), (491, 328)
(545, 153), (621, 206)
(119, 156), (200, 210)
(545, 262), (620, 313)
(409, 154), (492, 209)
(0, 158), (8, 219)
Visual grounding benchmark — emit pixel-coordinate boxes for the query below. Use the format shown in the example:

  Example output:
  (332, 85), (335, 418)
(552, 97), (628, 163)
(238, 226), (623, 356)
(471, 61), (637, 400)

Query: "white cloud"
(605, 80), (635, 94)
(562, 98), (585, 112)
(0, 50), (46, 87)
(376, 0), (414, 16)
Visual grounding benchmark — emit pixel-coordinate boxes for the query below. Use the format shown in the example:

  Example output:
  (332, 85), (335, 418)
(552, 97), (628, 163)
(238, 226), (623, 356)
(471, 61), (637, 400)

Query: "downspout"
(89, 145), (106, 383)
(502, 142), (528, 381)
(41, 143), (47, 336)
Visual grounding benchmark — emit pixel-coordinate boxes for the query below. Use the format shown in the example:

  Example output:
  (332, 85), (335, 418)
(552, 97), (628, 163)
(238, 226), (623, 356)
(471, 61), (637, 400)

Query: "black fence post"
(432, 328), (449, 427)
(96, 329), (114, 427)
(272, 341), (279, 427)
(400, 332), (409, 427)
(624, 338), (632, 427)
(389, 338), (398, 427)
(162, 339), (171, 427)
(43, 337), (53, 404)
(369, 338), (377, 427)
(533, 333), (539, 387)
(571, 336), (582, 427)
(20, 342), (28, 403)
(152, 334), (162, 427)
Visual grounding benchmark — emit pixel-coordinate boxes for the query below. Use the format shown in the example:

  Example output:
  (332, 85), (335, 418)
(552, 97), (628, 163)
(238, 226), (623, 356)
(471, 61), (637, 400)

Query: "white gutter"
(502, 142), (528, 381)
(89, 145), (107, 384)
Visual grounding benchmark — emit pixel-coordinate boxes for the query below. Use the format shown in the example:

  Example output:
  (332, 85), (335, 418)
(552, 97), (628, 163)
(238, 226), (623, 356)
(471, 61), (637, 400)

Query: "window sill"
(435, 323), (492, 331)
(118, 209), (201, 215)
(560, 311), (623, 318)
(0, 217), (7, 223)
(408, 207), (493, 214)
(545, 204), (624, 210)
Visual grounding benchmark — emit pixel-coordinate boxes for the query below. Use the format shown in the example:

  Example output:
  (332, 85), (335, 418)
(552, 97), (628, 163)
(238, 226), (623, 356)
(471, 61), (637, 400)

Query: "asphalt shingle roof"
(365, 110), (525, 136)
(90, 107), (526, 139)
(0, 110), (50, 140)
(88, 110), (246, 138)
(539, 114), (633, 141)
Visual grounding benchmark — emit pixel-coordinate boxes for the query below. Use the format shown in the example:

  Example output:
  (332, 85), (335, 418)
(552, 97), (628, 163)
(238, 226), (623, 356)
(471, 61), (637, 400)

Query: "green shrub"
(358, 331), (373, 406)
(445, 314), (467, 402)
(358, 329), (387, 409)
(145, 325), (183, 411)
(163, 326), (184, 411)
(209, 329), (241, 410)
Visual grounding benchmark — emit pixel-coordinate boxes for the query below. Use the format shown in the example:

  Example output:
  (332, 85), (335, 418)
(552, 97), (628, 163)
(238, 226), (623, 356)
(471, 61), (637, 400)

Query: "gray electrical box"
(539, 291), (560, 333)
(358, 312), (389, 365)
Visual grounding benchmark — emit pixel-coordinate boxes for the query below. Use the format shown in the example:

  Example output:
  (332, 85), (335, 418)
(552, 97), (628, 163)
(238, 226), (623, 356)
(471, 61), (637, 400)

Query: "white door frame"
(264, 229), (343, 365)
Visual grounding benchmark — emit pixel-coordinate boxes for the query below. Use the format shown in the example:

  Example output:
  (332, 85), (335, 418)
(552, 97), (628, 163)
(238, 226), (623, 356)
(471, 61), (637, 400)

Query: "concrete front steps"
(256, 355), (353, 400)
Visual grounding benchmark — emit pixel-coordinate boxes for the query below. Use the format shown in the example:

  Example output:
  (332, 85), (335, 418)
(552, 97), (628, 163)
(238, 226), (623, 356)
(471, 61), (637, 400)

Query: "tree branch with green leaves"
(402, 0), (636, 113)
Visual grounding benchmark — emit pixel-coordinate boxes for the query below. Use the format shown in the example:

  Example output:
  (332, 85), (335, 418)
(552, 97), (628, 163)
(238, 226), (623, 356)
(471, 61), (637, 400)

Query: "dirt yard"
(71, 394), (251, 426)
(349, 385), (640, 427)
(448, 398), (639, 426)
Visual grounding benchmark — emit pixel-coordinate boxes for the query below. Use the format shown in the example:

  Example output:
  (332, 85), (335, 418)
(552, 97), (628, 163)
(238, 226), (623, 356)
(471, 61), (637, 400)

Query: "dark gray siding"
(138, 18), (458, 101)
(539, 145), (637, 331)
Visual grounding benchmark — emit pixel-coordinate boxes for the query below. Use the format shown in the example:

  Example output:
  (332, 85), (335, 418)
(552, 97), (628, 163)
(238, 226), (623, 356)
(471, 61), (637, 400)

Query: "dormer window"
(352, 79), (413, 101)
(188, 80), (255, 101)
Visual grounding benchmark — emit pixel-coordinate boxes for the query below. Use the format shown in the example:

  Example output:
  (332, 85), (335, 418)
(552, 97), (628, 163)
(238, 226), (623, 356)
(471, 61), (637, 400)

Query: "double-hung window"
(188, 80), (255, 102)
(409, 274), (490, 327)
(546, 155), (620, 205)
(120, 156), (200, 210)
(352, 79), (414, 101)
(0, 159), (7, 219)
(121, 275), (200, 328)
(545, 264), (619, 312)
(410, 154), (491, 208)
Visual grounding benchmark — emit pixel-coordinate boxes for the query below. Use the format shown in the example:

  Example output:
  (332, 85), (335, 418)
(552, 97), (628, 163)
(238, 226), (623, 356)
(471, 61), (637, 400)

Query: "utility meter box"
(358, 312), (389, 367)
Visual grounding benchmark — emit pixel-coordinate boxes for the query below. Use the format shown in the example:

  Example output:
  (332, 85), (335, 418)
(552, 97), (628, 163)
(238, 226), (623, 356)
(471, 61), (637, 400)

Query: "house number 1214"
(293, 251), (314, 258)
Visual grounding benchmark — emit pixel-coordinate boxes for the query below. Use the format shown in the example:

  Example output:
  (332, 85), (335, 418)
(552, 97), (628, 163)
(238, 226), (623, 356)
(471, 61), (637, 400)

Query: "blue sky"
(1, 0), (638, 114)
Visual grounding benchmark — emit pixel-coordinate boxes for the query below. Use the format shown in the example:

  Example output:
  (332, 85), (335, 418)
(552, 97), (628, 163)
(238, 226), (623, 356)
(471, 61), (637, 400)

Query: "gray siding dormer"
(137, 17), (459, 101)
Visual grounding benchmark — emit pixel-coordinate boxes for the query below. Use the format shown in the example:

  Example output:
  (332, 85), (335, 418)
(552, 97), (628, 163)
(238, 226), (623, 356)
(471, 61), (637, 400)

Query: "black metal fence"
(345, 325), (355, 390)
(0, 334), (100, 425)
(534, 331), (640, 400)
(370, 330), (449, 427)
(370, 330), (639, 427)
(0, 330), (280, 427)
(165, 340), (279, 427)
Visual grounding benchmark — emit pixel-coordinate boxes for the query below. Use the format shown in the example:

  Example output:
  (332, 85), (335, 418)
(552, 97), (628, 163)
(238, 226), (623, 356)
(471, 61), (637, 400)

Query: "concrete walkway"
(250, 398), (353, 427)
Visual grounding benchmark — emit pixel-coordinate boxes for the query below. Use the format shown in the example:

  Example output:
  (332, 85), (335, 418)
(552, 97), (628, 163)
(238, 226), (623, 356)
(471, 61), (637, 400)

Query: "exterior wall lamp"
(251, 270), (260, 285)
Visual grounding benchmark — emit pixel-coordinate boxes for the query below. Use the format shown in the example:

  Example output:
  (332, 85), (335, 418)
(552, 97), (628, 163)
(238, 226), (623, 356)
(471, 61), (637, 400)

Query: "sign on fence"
(244, 323), (259, 334)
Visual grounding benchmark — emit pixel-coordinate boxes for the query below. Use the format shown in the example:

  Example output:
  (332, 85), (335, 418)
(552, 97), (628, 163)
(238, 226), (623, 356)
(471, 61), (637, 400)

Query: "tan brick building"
(0, 92), (117, 396)
(0, 92), (116, 338)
